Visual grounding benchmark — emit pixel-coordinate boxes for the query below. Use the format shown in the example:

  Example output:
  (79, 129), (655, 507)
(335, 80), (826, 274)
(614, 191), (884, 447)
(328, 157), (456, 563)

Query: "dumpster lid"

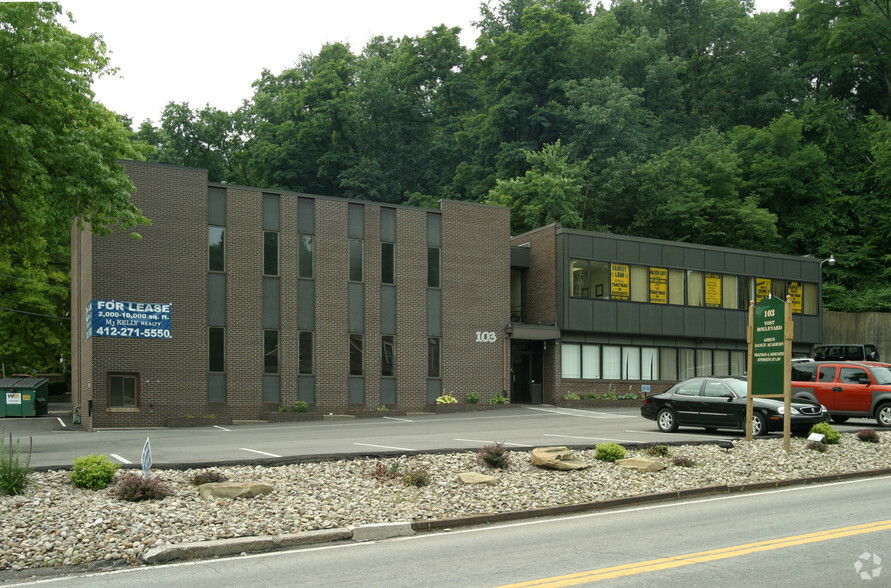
(0, 378), (49, 389)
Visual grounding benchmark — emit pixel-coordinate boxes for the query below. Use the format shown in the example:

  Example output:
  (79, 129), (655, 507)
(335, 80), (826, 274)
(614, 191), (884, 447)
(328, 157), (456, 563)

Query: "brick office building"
(71, 161), (510, 429)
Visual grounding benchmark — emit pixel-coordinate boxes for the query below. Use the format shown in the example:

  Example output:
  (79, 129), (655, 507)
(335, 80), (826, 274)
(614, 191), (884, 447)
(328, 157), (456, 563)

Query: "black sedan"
(640, 376), (829, 436)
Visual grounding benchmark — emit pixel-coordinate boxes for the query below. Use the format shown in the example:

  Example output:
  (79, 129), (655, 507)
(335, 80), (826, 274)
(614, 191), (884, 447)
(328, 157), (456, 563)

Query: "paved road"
(0, 404), (879, 469)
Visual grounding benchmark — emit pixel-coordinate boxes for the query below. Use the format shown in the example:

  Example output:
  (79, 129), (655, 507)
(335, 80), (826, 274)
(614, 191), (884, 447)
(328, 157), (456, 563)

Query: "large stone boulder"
(615, 458), (666, 473)
(198, 482), (275, 499)
(530, 446), (589, 470)
(458, 472), (499, 485)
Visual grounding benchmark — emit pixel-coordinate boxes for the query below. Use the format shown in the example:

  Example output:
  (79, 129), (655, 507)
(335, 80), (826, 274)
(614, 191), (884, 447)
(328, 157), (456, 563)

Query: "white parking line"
(624, 429), (733, 439)
(453, 438), (533, 447)
(57, 417), (66, 428)
(382, 416), (413, 423)
(353, 442), (417, 451)
(239, 448), (281, 457)
(109, 454), (131, 464)
(543, 433), (643, 444)
(523, 406), (635, 418)
(214, 425), (231, 431)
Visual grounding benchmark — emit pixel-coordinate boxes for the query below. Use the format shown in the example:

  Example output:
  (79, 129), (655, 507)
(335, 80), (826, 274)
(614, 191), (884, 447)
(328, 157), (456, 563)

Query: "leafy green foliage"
(0, 432), (33, 495)
(70, 454), (120, 490)
(809, 422), (841, 445)
(563, 393), (581, 400)
(292, 401), (310, 413)
(436, 394), (458, 404)
(477, 442), (510, 469)
(112, 472), (172, 502)
(465, 392), (481, 404)
(489, 394), (510, 405)
(402, 469), (430, 487)
(646, 444), (671, 458)
(595, 442), (626, 463)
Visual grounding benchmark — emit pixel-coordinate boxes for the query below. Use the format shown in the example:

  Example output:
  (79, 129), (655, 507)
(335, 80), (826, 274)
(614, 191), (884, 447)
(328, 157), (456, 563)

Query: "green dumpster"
(0, 378), (49, 417)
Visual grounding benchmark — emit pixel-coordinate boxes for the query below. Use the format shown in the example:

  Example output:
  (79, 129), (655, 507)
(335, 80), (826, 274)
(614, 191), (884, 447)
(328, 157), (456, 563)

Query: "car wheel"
(876, 403), (891, 427)
(831, 416), (849, 424)
(656, 408), (678, 433)
(752, 412), (768, 437)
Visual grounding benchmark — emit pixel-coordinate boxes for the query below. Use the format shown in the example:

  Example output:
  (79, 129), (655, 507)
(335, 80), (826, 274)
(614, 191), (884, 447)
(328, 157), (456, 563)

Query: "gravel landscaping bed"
(2, 432), (890, 573)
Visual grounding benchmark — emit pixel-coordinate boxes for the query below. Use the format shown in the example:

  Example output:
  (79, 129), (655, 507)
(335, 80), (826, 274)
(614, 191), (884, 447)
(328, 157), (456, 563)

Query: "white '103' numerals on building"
(475, 331), (498, 343)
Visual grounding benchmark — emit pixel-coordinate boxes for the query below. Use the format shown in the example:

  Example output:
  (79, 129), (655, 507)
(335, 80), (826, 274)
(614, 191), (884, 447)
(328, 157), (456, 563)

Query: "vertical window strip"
(209, 327), (224, 372)
(427, 337), (441, 378)
(427, 247), (441, 288)
(382, 335), (395, 377)
(298, 331), (313, 375)
(264, 330), (279, 374)
(299, 234), (314, 279)
(209, 226), (225, 272)
(349, 333), (363, 376)
(349, 239), (363, 282)
(263, 231), (279, 276)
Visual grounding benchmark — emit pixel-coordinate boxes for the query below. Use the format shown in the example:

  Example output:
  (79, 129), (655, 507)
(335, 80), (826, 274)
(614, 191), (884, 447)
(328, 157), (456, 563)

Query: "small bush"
(563, 393), (580, 400)
(809, 422), (840, 445)
(371, 461), (401, 483)
(402, 469), (430, 487)
(595, 442), (626, 462)
(672, 456), (696, 467)
(477, 442), (510, 470)
(857, 429), (881, 443)
(436, 394), (457, 404)
(583, 393), (598, 400)
(378, 404), (389, 411)
(191, 469), (229, 485)
(0, 432), (33, 496)
(70, 454), (120, 490)
(292, 401), (310, 413)
(489, 394), (509, 405)
(278, 405), (288, 413)
(465, 392), (480, 404)
(646, 444), (671, 458)
(618, 393), (639, 400)
(112, 472), (172, 502)
(807, 440), (828, 453)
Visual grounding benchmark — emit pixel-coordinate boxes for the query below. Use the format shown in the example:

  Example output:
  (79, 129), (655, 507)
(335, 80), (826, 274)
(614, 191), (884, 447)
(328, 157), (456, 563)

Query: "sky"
(61, 0), (791, 127)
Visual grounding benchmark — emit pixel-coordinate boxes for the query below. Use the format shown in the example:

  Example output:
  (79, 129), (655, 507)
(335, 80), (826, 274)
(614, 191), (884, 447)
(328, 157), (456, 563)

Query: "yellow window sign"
(788, 281), (802, 313)
(611, 264), (629, 300)
(756, 278), (771, 302)
(649, 267), (667, 304)
(705, 273), (722, 308)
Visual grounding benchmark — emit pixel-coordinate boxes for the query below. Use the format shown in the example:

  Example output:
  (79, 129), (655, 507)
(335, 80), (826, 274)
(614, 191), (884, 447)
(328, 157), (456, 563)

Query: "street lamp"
(820, 254), (836, 269)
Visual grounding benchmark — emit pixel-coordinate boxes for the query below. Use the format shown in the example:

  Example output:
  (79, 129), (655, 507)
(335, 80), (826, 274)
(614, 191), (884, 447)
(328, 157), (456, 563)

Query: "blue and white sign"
(86, 300), (171, 340)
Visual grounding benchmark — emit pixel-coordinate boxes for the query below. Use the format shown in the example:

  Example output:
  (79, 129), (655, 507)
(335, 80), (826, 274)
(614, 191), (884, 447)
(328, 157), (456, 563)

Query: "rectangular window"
(642, 348), (659, 380)
(264, 330), (279, 374)
(349, 239), (363, 282)
(705, 273), (721, 308)
(740, 277), (756, 308)
(382, 335), (395, 377)
(623, 347), (641, 379)
(298, 331), (313, 375)
(427, 247), (441, 288)
(668, 269), (685, 305)
(630, 266), (648, 302)
(582, 345), (600, 379)
(696, 349), (712, 376)
(803, 283), (817, 315)
(209, 226), (225, 272)
(722, 275), (738, 310)
(603, 345), (621, 379)
(590, 262), (610, 299)
(298, 234), (314, 278)
(264, 231), (279, 276)
(209, 327), (225, 372)
(686, 271), (704, 306)
(427, 337), (441, 378)
(649, 267), (668, 304)
(610, 264), (630, 300)
(570, 259), (589, 297)
(660, 348), (678, 380)
(109, 374), (138, 408)
(713, 350), (730, 376)
(381, 242), (395, 284)
(349, 333), (363, 376)
(731, 351), (746, 375)
(562, 343), (581, 379)
(678, 348), (696, 379)
(770, 279), (786, 300)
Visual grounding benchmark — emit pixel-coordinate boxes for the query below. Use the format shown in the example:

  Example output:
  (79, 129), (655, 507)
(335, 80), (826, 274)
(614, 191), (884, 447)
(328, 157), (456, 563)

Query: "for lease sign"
(86, 300), (172, 340)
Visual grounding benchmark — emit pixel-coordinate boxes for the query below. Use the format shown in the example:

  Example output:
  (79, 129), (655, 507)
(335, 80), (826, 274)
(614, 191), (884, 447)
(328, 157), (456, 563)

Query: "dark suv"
(813, 344), (879, 362)
(791, 361), (891, 426)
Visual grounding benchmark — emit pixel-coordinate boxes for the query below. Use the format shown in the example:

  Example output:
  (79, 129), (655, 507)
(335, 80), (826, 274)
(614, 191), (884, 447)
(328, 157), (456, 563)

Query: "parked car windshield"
(722, 378), (748, 397)
(870, 366), (891, 385)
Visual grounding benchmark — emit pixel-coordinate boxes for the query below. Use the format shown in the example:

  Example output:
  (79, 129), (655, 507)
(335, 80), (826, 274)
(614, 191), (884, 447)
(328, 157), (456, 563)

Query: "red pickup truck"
(791, 361), (891, 426)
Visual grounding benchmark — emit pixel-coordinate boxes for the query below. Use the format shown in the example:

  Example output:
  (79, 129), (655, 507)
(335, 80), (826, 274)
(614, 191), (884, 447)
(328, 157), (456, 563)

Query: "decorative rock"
(457, 472), (499, 485)
(615, 458), (666, 473)
(198, 482), (274, 499)
(531, 446), (589, 470)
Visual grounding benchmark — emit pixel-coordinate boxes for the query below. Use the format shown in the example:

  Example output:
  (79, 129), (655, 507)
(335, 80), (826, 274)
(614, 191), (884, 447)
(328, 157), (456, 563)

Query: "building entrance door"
(510, 341), (543, 404)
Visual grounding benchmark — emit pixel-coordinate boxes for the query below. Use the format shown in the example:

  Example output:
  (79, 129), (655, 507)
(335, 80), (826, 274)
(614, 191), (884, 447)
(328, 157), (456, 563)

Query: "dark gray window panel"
(263, 278), (280, 329)
(615, 240), (640, 263)
(744, 256), (765, 276)
(349, 333), (363, 376)
(208, 273), (226, 326)
(639, 305), (663, 336)
(682, 307), (706, 338)
(263, 375), (280, 403)
(662, 306), (686, 335)
(426, 379), (441, 403)
(208, 227), (225, 272)
(380, 207), (396, 242)
(763, 257), (783, 277)
(591, 237), (617, 260)
(381, 242), (395, 284)
(705, 250), (724, 269)
(209, 327), (225, 372)
(782, 259), (803, 281)
(298, 279), (315, 331)
(639, 242), (661, 265)
(427, 288), (441, 336)
(348, 377), (364, 404)
(616, 303), (641, 334)
(298, 234), (314, 279)
(683, 248), (705, 270)
(427, 247), (440, 288)
(264, 330), (280, 374)
(566, 233), (594, 258)
(349, 283), (364, 333)
(208, 187), (226, 226)
(724, 252), (746, 274)
(298, 331), (313, 375)
(662, 245), (684, 268)
(348, 203), (364, 239)
(381, 285), (395, 335)
(380, 378), (396, 404)
(298, 376), (314, 403)
(263, 193), (280, 231)
(264, 232), (279, 276)
(381, 335), (395, 377)
(703, 308), (725, 338)
(349, 239), (363, 282)
(298, 198), (314, 234)
(208, 373), (226, 402)
(426, 213), (441, 247)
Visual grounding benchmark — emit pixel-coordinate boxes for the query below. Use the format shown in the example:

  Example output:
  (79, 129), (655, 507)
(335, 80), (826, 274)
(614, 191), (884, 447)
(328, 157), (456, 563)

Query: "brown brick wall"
(512, 225), (557, 326)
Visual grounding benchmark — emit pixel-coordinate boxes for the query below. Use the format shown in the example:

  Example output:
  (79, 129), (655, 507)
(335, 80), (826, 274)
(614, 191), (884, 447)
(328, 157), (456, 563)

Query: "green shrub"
(0, 431), (33, 496)
(436, 394), (457, 404)
(292, 401), (309, 413)
(370, 461), (401, 483)
(856, 429), (881, 443)
(646, 444), (671, 457)
(563, 393), (580, 400)
(807, 440), (828, 453)
(402, 469), (430, 487)
(809, 422), (840, 445)
(465, 392), (480, 404)
(278, 405), (288, 413)
(583, 393), (599, 400)
(191, 469), (228, 485)
(595, 442), (626, 462)
(672, 456), (696, 467)
(70, 454), (120, 490)
(112, 472), (172, 502)
(489, 394), (509, 405)
(378, 404), (389, 411)
(618, 393), (639, 400)
(477, 442), (510, 470)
